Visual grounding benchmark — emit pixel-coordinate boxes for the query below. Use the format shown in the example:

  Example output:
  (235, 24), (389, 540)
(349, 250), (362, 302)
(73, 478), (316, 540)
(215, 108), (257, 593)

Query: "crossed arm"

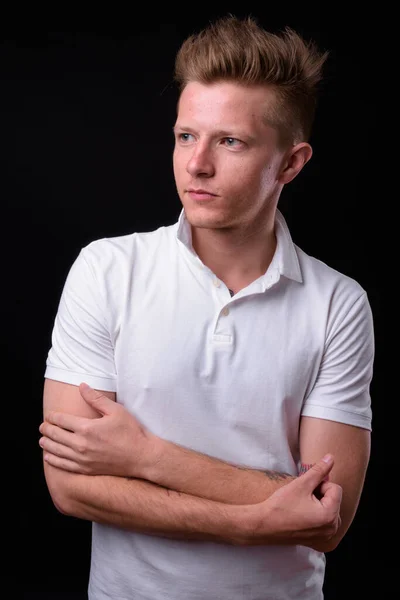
(40, 378), (370, 551)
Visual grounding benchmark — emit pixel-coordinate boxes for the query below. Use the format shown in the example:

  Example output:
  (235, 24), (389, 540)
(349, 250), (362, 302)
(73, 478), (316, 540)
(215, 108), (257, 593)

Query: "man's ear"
(279, 142), (313, 184)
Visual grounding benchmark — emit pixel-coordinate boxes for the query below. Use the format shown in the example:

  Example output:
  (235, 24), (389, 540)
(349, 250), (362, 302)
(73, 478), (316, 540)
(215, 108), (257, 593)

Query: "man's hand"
(239, 454), (342, 552)
(39, 383), (158, 478)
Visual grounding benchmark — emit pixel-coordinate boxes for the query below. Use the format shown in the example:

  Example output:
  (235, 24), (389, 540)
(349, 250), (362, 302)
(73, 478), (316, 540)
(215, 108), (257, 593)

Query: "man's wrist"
(226, 504), (262, 545)
(229, 504), (275, 546)
(138, 434), (165, 482)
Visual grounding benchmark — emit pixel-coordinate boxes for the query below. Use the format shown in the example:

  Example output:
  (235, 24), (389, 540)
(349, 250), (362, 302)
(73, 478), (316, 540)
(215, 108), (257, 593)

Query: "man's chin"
(183, 205), (229, 229)
(185, 215), (228, 230)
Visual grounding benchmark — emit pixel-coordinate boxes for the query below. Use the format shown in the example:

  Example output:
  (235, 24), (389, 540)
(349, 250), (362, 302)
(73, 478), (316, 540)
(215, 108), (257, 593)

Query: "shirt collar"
(175, 208), (302, 284)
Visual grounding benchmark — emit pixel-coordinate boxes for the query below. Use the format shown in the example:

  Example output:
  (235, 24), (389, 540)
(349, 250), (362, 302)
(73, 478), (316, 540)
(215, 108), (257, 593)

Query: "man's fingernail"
(322, 454), (333, 464)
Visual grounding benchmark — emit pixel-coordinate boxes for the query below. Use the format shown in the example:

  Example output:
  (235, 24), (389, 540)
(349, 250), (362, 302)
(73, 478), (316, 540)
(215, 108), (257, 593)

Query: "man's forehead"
(176, 81), (276, 132)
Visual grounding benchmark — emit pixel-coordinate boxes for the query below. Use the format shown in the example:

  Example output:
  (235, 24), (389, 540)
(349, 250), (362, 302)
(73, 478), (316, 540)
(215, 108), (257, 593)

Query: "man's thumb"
(79, 382), (114, 415)
(299, 454), (334, 488)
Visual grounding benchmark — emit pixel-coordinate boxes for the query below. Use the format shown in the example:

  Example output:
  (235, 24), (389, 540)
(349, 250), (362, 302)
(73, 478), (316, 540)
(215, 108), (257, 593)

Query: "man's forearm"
(40, 383), (295, 504)
(144, 438), (295, 504)
(45, 463), (246, 544)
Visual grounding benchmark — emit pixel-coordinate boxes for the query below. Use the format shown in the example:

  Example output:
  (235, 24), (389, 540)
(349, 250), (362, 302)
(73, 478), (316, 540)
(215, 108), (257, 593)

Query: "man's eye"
(179, 133), (194, 142)
(223, 137), (242, 147)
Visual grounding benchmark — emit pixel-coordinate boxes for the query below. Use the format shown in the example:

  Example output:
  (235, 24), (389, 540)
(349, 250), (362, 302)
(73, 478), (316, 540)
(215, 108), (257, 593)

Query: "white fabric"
(45, 209), (374, 600)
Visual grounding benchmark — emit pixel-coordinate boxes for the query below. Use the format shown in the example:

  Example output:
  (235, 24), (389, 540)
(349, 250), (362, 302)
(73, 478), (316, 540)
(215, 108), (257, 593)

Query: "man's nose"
(186, 144), (215, 178)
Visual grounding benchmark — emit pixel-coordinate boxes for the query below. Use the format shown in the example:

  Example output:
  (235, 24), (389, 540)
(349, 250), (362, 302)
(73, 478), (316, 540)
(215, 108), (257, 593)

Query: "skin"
(41, 381), (342, 551)
(40, 81), (370, 552)
(40, 383), (296, 502)
(172, 81), (312, 292)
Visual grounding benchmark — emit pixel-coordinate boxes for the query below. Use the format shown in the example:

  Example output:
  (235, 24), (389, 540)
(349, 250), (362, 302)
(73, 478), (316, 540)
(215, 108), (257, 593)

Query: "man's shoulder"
(64, 222), (179, 293)
(295, 244), (367, 299)
(80, 222), (177, 265)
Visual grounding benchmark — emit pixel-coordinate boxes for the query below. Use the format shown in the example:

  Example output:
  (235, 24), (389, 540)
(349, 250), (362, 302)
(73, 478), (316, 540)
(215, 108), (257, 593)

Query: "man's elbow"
(312, 525), (348, 554)
(43, 462), (76, 516)
(51, 495), (72, 516)
(317, 536), (342, 553)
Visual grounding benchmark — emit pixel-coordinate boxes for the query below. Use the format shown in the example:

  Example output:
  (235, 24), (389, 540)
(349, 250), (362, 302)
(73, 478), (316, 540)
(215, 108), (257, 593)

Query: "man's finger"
(318, 480), (343, 510)
(297, 454), (334, 490)
(42, 412), (83, 432)
(79, 382), (116, 416)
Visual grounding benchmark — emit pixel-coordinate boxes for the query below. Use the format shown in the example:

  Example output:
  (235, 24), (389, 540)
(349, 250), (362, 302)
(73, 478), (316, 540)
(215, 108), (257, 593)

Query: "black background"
(3, 6), (387, 599)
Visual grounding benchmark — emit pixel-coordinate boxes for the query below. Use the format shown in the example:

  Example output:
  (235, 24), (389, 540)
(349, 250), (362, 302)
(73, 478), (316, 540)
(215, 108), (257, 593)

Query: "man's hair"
(174, 15), (329, 145)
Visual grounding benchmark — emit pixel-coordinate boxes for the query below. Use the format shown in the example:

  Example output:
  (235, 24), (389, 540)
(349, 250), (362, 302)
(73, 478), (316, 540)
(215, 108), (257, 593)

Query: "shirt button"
(213, 278), (221, 287)
(221, 307), (230, 316)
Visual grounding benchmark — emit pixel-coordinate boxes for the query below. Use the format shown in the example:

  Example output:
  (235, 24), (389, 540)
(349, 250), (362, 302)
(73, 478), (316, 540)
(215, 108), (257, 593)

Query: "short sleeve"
(44, 246), (117, 391)
(301, 292), (374, 430)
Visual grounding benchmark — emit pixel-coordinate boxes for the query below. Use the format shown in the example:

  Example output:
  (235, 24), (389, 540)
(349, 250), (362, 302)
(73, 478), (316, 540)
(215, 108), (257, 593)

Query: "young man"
(39, 15), (373, 600)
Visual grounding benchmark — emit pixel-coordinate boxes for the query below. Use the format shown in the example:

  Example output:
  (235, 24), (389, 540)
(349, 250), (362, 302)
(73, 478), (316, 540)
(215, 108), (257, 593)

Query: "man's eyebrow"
(173, 125), (255, 140)
(173, 124), (194, 132)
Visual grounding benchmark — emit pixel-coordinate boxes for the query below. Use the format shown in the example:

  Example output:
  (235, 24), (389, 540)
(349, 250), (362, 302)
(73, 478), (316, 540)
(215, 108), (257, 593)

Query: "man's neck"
(191, 220), (277, 294)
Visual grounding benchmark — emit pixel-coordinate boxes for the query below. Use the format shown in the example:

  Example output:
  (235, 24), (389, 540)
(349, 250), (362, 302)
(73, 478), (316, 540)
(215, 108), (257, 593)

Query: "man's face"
(173, 81), (287, 232)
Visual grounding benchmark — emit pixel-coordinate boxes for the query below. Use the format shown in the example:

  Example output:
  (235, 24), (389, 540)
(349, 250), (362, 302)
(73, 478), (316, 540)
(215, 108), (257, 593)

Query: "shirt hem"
(301, 405), (372, 431)
(44, 365), (117, 392)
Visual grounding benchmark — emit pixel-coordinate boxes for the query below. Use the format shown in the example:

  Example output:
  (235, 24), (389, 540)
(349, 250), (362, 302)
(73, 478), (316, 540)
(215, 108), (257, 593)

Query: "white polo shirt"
(45, 208), (374, 600)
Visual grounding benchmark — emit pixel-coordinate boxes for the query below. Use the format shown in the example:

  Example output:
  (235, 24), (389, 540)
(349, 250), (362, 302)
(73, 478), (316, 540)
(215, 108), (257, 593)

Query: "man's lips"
(186, 188), (218, 200)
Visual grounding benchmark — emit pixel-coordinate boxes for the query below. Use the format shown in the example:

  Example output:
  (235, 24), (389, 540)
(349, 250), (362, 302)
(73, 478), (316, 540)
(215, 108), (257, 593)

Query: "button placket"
(209, 273), (232, 324)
